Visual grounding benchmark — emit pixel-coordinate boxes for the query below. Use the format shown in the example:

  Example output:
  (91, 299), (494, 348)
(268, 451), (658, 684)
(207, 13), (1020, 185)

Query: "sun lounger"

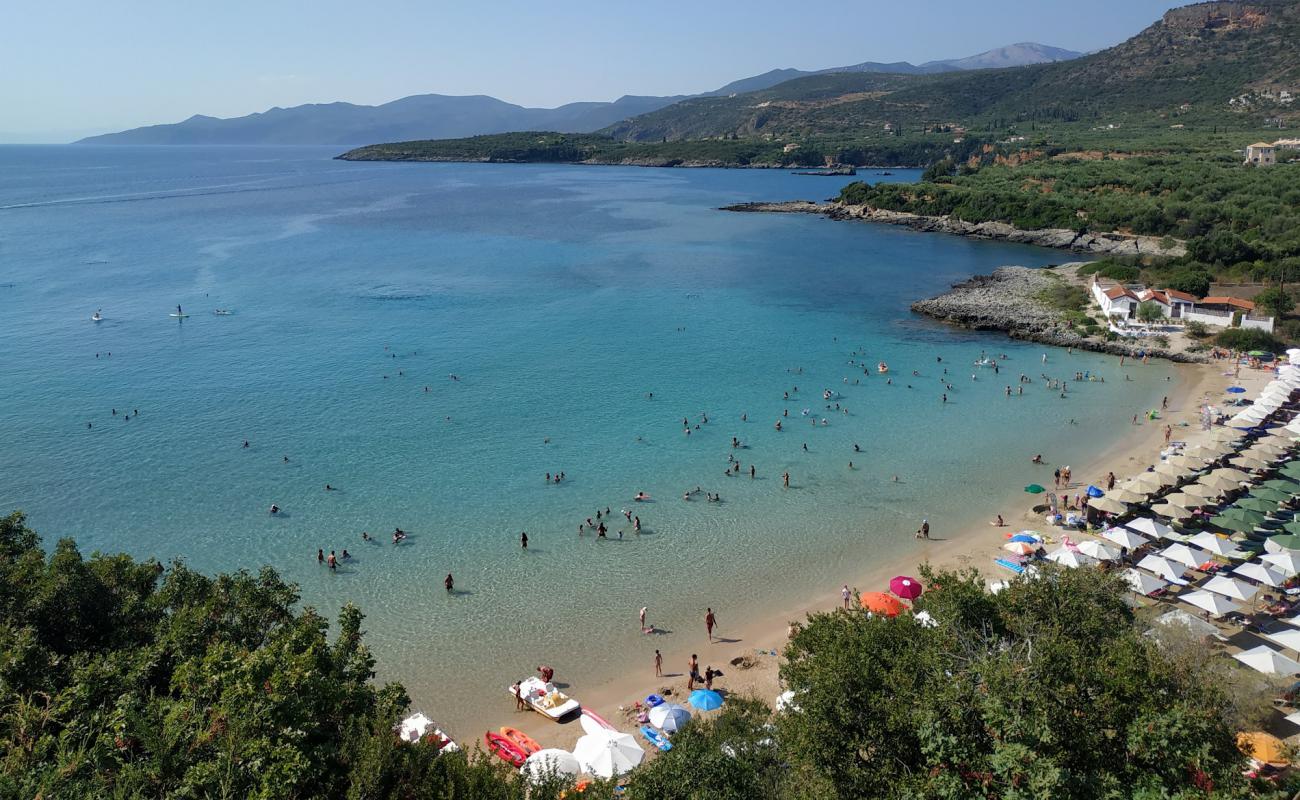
(994, 558), (1026, 574)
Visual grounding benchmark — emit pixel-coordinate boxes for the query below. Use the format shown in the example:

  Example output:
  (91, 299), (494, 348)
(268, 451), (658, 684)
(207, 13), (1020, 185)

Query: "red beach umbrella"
(888, 576), (924, 601)
(860, 592), (906, 617)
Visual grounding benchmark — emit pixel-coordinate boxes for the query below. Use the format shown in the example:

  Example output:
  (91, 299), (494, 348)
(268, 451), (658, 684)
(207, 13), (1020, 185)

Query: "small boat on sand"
(393, 712), (459, 754)
(499, 726), (541, 756)
(511, 676), (580, 720)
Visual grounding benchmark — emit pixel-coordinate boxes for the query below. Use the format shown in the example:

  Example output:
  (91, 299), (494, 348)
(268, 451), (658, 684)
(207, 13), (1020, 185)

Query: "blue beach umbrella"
(1087, 485), (1105, 498)
(1227, 386), (1247, 394)
(688, 690), (723, 711)
(1010, 533), (1040, 544)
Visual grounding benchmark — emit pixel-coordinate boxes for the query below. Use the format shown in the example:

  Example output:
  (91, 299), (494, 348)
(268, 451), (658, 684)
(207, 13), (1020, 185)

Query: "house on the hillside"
(1137, 288), (1196, 319)
(1245, 142), (1276, 166)
(1091, 283), (1141, 318)
(1274, 138), (1300, 152)
(1089, 278), (1275, 332)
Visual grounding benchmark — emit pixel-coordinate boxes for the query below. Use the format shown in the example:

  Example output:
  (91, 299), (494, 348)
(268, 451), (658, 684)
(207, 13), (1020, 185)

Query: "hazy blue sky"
(3, 0), (1193, 142)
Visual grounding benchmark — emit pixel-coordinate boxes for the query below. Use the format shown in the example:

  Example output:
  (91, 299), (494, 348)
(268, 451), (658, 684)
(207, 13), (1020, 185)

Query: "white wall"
(1241, 315), (1276, 333)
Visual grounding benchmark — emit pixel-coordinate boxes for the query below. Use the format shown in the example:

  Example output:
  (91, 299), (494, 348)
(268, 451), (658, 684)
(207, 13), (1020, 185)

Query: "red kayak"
(484, 731), (528, 767)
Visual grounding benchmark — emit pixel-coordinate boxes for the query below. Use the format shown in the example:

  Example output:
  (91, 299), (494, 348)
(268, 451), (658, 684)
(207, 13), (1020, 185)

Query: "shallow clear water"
(0, 146), (1174, 732)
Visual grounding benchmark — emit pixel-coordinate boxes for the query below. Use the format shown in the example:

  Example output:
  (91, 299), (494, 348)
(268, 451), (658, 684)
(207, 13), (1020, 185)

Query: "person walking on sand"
(687, 654), (700, 690)
(654, 649), (663, 677)
(705, 608), (718, 642)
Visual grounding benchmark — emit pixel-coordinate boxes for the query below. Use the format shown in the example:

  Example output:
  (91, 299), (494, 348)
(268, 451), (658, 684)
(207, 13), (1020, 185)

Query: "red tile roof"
(1103, 287), (1138, 301)
(1200, 296), (1256, 311)
(1161, 288), (1197, 303)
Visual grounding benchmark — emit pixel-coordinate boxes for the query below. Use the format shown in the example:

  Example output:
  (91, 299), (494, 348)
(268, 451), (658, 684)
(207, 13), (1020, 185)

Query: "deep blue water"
(0, 146), (1174, 731)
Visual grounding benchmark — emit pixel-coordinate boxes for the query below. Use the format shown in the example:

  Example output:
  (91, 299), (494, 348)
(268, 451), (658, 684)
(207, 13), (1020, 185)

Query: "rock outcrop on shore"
(910, 265), (1206, 362)
(722, 201), (1187, 258)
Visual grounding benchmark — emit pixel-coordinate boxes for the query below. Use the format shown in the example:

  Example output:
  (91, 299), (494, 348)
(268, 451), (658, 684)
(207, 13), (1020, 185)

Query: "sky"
(2, 0), (1195, 143)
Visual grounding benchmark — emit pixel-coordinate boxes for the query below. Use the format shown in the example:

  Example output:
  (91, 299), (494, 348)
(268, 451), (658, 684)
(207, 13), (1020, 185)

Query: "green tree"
(1136, 300), (1165, 323)
(1166, 269), (1212, 299)
(1254, 287), (1295, 319)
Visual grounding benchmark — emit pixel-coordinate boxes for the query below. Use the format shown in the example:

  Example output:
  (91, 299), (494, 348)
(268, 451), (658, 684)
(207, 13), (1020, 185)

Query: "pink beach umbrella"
(889, 576), (924, 600)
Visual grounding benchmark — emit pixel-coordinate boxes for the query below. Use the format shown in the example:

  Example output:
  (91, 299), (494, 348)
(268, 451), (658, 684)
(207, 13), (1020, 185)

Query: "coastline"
(721, 200), (1187, 259)
(482, 355), (1253, 753)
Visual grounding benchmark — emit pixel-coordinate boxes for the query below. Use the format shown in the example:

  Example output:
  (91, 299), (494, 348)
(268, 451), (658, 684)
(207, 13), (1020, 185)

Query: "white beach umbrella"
(1045, 547), (1097, 569)
(1137, 554), (1188, 583)
(1151, 609), (1221, 639)
(1266, 536), (1300, 554)
(1125, 517), (1173, 540)
(1234, 645), (1300, 675)
(1155, 461), (1195, 479)
(1122, 569), (1167, 595)
(1201, 575), (1259, 602)
(1077, 540), (1121, 561)
(1181, 590), (1241, 617)
(1188, 532), (1243, 557)
(523, 749), (582, 782)
(1234, 561), (1289, 587)
(1161, 543), (1204, 569)
(1089, 496), (1128, 515)
(648, 703), (691, 733)
(572, 731), (644, 778)
(1262, 551), (1300, 576)
(1104, 526), (1151, 550)
(1228, 411), (1268, 427)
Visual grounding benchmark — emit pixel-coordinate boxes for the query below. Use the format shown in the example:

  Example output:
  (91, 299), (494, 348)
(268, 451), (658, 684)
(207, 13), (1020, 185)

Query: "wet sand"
(478, 356), (1268, 753)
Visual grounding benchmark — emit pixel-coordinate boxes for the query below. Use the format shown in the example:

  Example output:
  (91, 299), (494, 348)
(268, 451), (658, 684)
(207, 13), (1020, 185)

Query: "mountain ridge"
(77, 42), (1080, 146)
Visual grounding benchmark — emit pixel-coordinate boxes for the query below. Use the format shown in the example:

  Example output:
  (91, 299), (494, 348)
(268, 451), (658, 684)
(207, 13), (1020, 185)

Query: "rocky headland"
(911, 265), (1207, 362)
(722, 201), (1187, 258)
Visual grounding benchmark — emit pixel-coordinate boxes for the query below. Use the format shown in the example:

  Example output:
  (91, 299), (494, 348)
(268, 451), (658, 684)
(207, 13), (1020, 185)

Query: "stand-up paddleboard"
(579, 707), (618, 734)
(91, 312), (103, 322)
(169, 313), (189, 318)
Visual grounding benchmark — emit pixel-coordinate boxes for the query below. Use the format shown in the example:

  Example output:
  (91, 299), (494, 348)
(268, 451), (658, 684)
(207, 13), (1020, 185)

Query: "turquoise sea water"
(0, 146), (1175, 732)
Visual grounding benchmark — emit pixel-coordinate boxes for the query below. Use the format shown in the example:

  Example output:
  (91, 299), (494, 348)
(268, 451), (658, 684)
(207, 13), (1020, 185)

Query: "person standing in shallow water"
(520, 531), (528, 549)
(705, 608), (718, 642)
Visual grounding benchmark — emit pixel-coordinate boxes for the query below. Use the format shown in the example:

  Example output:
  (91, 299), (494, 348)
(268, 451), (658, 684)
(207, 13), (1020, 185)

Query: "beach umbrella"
(1255, 441), (1294, 457)
(1266, 534), (1300, 553)
(1212, 467), (1253, 483)
(1234, 497), (1281, 513)
(1283, 520), (1300, 536)
(1234, 560), (1288, 587)
(1152, 609), (1220, 638)
(1089, 496), (1128, 515)
(1086, 485), (1104, 498)
(1024, 484), (1045, 494)
(1150, 502), (1195, 521)
(1207, 426), (1244, 440)
(1045, 547), (1097, 569)
(1237, 732), (1291, 767)
(1230, 456), (1273, 472)
(1281, 462), (1300, 480)
(1077, 540), (1121, 561)
(1161, 543), (1203, 569)
(1262, 551), (1300, 575)
(1186, 443), (1233, 459)
(1250, 487), (1292, 503)
(1201, 575), (1258, 602)
(1181, 590), (1241, 617)
(1137, 554), (1188, 583)
(648, 703), (691, 733)
(688, 690), (723, 711)
(1199, 473), (1243, 493)
(1233, 645), (1300, 675)
(1154, 461), (1194, 479)
(523, 749), (582, 782)
(1190, 531), (1246, 557)
(1219, 506), (1266, 523)
(1126, 473), (1167, 493)
(1227, 386), (1248, 394)
(1003, 541), (1036, 556)
(1167, 454), (1208, 470)
(573, 731), (644, 778)
(1122, 569), (1167, 595)
(1264, 627), (1300, 653)
(1104, 526), (1150, 549)
(1248, 350), (1272, 358)
(1182, 482), (1223, 501)
(1262, 479), (1300, 493)
(1009, 532), (1041, 543)
(1209, 514), (1259, 534)
(860, 592), (905, 617)
(1125, 517), (1173, 540)
(889, 576), (924, 600)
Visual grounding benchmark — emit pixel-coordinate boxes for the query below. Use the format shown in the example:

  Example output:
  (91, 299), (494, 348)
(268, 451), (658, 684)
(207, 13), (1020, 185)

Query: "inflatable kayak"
(499, 726), (540, 756)
(484, 731), (528, 767)
(640, 725), (672, 751)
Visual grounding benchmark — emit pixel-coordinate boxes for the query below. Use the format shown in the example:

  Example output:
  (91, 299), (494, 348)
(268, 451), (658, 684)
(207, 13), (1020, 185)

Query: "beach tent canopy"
(1045, 548), (1097, 569)
(1077, 540), (1121, 561)
(1263, 627), (1300, 653)
(1201, 575), (1259, 602)
(572, 731), (644, 778)
(1233, 644), (1300, 675)
(1262, 551), (1300, 576)
(1233, 561), (1288, 587)
(1104, 526), (1150, 550)
(1181, 590), (1240, 617)
(523, 749), (582, 782)
(1125, 517), (1172, 540)
(1151, 608), (1220, 638)
(1137, 554), (1188, 584)
(1122, 569), (1167, 595)
(1160, 543), (1203, 569)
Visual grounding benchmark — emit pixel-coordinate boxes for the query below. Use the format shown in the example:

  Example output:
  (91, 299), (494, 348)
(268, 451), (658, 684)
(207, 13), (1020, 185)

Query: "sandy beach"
(489, 354), (1274, 752)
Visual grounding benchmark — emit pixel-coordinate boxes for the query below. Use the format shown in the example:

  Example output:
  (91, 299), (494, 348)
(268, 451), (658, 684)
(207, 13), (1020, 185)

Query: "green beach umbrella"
(1283, 519), (1300, 536)
(1267, 534), (1300, 552)
(1248, 350), (1271, 358)
(1218, 507), (1266, 525)
(1235, 497), (1281, 513)
(1262, 479), (1300, 493)
(1210, 515), (1258, 534)
(1280, 462), (1300, 479)
(1251, 487), (1293, 503)
(1025, 484), (1046, 494)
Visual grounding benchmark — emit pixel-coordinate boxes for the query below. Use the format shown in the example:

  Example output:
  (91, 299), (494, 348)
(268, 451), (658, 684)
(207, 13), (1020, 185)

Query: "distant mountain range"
(77, 43), (1081, 146)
